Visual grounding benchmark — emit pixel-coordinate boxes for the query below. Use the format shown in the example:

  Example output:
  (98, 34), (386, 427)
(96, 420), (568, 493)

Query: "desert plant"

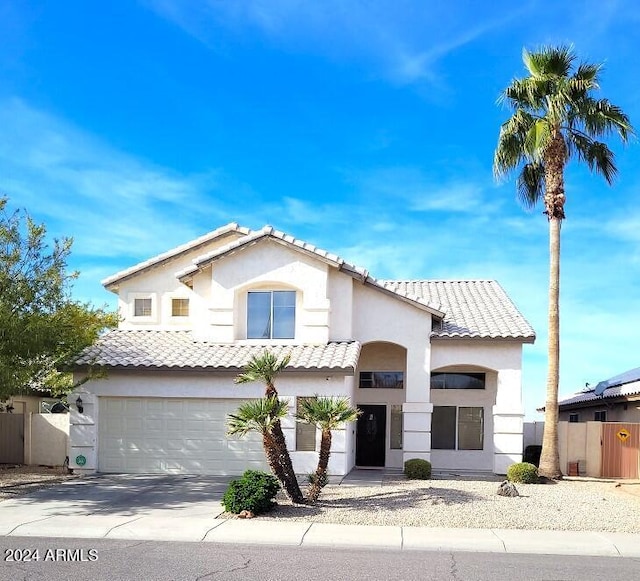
(404, 458), (432, 480)
(234, 351), (304, 503)
(221, 470), (281, 515)
(507, 462), (539, 484)
(296, 396), (360, 503)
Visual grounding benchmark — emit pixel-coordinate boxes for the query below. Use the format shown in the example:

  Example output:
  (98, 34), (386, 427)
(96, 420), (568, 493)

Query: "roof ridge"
(102, 222), (252, 288)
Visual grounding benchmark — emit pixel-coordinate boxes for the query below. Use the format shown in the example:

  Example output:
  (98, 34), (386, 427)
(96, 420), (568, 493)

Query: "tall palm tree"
(296, 396), (361, 503)
(235, 351), (304, 503)
(227, 397), (289, 485)
(494, 45), (633, 479)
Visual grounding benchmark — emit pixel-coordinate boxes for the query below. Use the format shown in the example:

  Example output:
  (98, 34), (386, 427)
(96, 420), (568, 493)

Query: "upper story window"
(430, 372), (485, 390)
(247, 290), (296, 339)
(359, 372), (404, 389)
(134, 298), (152, 317)
(171, 298), (189, 317)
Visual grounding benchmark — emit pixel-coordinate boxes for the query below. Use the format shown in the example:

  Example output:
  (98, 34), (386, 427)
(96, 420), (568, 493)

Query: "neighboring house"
(553, 367), (640, 423)
(70, 224), (535, 477)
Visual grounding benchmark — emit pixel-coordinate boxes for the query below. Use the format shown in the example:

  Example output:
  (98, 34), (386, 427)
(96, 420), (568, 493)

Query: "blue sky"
(1, 1), (639, 418)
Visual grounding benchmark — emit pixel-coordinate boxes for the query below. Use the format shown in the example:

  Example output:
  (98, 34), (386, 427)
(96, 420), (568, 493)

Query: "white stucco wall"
(430, 340), (525, 474)
(352, 284), (433, 466)
(202, 241), (332, 343)
(70, 371), (355, 476)
(115, 230), (244, 330)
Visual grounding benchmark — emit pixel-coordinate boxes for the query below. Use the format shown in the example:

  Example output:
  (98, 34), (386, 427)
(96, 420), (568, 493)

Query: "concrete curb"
(2, 515), (639, 557)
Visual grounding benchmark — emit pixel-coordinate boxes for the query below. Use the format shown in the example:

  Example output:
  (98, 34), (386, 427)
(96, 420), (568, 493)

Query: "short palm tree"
(296, 396), (361, 503)
(227, 397), (290, 485)
(235, 351), (304, 503)
(494, 45), (633, 479)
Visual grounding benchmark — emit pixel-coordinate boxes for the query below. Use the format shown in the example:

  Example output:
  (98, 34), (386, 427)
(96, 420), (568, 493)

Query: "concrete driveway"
(0, 474), (234, 541)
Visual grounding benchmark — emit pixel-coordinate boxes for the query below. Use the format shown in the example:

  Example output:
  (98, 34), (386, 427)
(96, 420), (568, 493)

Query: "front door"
(356, 405), (386, 467)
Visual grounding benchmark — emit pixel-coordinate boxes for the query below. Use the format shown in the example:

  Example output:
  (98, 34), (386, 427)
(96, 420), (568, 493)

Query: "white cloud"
(145, 0), (529, 86)
(0, 98), (235, 260)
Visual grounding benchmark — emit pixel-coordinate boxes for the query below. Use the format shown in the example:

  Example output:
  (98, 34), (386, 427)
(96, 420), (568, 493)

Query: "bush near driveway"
(222, 470), (281, 515)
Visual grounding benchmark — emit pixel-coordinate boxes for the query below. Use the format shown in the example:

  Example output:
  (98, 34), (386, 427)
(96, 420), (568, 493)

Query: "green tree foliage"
(0, 198), (118, 399)
(493, 46), (633, 479)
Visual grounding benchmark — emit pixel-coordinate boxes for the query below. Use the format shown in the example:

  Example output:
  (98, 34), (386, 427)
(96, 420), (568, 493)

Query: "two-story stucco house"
(70, 223), (535, 477)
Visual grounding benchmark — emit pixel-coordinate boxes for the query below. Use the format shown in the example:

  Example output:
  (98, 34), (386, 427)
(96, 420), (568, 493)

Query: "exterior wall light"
(76, 396), (84, 414)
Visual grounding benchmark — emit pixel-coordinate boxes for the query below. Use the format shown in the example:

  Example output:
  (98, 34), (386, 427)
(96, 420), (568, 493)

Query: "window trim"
(431, 405), (484, 451)
(170, 297), (190, 318)
(359, 371), (404, 389)
(430, 372), (486, 390)
(128, 292), (158, 323)
(247, 290), (296, 340)
(594, 410), (607, 422)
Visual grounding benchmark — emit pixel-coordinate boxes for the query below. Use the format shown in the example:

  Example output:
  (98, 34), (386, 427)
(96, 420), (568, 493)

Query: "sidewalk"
(0, 472), (638, 557)
(1, 507), (639, 557)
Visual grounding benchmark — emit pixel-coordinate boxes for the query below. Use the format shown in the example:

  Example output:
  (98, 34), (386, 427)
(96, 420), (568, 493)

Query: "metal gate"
(601, 423), (640, 479)
(0, 414), (25, 464)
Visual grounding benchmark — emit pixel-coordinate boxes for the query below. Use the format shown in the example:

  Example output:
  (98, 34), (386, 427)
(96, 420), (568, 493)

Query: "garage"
(98, 397), (268, 475)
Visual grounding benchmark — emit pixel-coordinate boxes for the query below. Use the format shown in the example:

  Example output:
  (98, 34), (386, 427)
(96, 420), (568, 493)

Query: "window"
(134, 298), (152, 317)
(431, 372), (485, 390)
(390, 405), (403, 450)
(432, 406), (484, 450)
(594, 410), (607, 422)
(359, 372), (404, 389)
(171, 298), (189, 317)
(569, 413), (579, 423)
(296, 397), (316, 451)
(247, 291), (295, 339)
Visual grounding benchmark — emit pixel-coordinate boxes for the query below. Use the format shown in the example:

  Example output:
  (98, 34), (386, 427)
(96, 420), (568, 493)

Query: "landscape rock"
(238, 510), (255, 519)
(497, 480), (520, 497)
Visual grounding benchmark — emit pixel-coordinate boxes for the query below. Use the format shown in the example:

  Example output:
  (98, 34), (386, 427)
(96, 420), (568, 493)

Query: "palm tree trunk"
(262, 431), (288, 485)
(271, 419), (304, 503)
(307, 429), (331, 503)
(538, 215), (563, 479)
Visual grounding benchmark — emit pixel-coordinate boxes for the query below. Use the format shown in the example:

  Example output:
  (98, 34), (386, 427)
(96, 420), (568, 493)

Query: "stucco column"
(403, 345), (432, 464)
(492, 369), (524, 474)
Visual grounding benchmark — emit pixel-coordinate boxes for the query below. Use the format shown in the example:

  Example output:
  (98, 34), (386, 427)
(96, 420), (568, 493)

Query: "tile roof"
(382, 280), (535, 341)
(556, 367), (640, 408)
(75, 330), (361, 372)
(102, 223), (251, 289)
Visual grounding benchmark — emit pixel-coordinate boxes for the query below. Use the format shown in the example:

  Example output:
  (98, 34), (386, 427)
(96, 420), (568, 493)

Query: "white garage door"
(98, 397), (268, 475)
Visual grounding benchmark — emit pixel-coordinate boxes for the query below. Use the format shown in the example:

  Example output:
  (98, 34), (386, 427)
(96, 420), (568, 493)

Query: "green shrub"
(404, 458), (432, 480)
(222, 470), (281, 515)
(507, 462), (539, 483)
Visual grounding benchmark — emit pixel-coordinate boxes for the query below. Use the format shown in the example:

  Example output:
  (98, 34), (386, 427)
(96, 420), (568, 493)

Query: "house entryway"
(356, 404), (386, 467)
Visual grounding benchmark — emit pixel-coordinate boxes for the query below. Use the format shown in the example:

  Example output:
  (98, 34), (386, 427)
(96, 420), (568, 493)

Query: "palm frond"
(568, 134), (618, 184)
(516, 163), (545, 208)
(296, 396), (360, 430)
(227, 397), (288, 437)
(234, 350), (292, 385)
(523, 45), (574, 78)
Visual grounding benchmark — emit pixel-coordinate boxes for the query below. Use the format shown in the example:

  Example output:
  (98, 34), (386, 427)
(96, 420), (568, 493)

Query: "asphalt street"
(1, 537), (640, 581)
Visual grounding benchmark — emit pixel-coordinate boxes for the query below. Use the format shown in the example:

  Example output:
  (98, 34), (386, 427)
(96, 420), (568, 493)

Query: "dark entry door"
(356, 405), (386, 467)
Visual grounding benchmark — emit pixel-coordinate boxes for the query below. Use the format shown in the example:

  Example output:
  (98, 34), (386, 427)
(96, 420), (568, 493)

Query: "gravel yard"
(0, 465), (78, 500)
(259, 475), (640, 533)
